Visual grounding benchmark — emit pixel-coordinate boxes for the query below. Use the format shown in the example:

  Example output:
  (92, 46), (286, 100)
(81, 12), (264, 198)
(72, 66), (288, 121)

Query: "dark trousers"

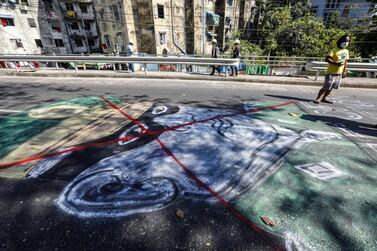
(231, 66), (238, 76)
(210, 65), (220, 75)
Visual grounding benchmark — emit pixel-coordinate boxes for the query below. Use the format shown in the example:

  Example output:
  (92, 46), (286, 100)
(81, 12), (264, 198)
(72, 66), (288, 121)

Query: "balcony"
(206, 12), (220, 26)
(69, 30), (85, 37)
(60, 0), (92, 2)
(65, 10), (77, 19)
(85, 30), (98, 37)
(64, 11), (95, 21)
(46, 10), (57, 19)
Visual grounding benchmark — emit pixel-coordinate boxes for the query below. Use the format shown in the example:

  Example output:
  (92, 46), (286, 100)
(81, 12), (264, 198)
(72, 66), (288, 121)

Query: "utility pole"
(201, 0), (206, 55)
(81, 17), (91, 54)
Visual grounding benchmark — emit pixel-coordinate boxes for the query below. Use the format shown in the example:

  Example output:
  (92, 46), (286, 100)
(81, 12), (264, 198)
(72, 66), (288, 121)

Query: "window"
(104, 35), (111, 48)
(54, 39), (64, 47)
(159, 32), (166, 45)
(311, 6), (318, 16)
(342, 5), (350, 17)
(51, 24), (61, 32)
(65, 3), (74, 11)
(79, 4), (88, 13)
(27, 18), (36, 27)
(84, 22), (91, 30)
(157, 4), (164, 18)
(1, 18), (15, 27)
(70, 22), (79, 30)
(113, 5), (120, 20)
(74, 38), (83, 47)
(35, 39), (43, 48)
(88, 38), (95, 47)
(10, 39), (24, 49)
(43, 1), (53, 11)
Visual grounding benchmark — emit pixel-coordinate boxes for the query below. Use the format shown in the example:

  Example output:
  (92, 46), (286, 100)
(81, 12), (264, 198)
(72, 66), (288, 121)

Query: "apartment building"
(0, 0), (67, 54)
(94, 0), (255, 55)
(310, 0), (374, 26)
(59, 0), (101, 53)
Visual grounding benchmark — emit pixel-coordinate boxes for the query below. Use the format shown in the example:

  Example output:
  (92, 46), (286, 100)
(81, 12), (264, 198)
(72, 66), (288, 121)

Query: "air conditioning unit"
(19, 5), (28, 11)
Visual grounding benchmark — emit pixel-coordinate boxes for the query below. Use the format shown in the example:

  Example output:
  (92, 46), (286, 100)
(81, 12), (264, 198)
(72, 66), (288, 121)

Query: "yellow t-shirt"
(326, 48), (350, 75)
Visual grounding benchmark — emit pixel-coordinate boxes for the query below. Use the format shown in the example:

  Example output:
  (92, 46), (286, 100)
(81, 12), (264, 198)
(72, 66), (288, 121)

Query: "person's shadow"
(301, 114), (377, 139)
(264, 94), (313, 102)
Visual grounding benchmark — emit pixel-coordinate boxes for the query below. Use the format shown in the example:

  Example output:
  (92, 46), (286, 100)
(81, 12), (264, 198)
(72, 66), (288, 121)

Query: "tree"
(355, 1), (377, 58)
(252, 0), (352, 57)
(274, 15), (348, 57)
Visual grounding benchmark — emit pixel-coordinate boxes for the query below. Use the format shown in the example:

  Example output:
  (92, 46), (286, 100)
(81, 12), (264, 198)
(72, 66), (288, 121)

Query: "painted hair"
(337, 34), (352, 48)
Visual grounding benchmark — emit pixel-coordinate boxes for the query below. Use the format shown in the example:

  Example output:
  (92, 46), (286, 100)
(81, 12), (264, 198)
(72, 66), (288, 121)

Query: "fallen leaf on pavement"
(260, 216), (275, 227)
(288, 112), (298, 117)
(176, 209), (185, 219)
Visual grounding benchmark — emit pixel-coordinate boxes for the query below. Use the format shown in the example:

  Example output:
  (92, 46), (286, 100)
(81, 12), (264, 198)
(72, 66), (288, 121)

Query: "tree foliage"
(249, 0), (354, 57)
(354, 1), (377, 58)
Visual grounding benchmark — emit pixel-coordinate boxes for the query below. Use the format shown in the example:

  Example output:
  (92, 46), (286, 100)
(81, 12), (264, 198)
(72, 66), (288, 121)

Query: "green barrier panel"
(246, 65), (270, 75)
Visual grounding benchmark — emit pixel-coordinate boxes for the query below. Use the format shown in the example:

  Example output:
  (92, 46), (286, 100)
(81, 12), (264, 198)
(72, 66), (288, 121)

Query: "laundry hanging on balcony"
(206, 12), (220, 26)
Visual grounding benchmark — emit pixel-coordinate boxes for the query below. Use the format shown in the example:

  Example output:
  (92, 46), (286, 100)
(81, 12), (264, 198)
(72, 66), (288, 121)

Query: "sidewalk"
(1, 69), (376, 88)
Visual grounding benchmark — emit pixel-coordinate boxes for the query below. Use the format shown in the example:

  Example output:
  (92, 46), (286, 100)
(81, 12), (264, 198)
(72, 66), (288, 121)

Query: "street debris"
(260, 216), (275, 227)
(288, 112), (298, 117)
(175, 209), (185, 219)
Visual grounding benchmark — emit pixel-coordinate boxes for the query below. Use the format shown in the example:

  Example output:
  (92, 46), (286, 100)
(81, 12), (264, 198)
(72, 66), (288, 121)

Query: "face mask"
(340, 42), (349, 48)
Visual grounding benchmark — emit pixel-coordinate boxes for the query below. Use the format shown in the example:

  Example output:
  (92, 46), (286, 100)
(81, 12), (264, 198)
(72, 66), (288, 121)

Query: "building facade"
(94, 0), (255, 56)
(0, 0), (61, 54)
(59, 0), (101, 53)
(310, 0), (374, 26)
(0, 0), (100, 55)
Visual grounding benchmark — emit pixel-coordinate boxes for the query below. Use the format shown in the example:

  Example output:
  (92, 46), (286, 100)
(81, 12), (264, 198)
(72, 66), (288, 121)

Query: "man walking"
(210, 39), (221, 76)
(314, 34), (351, 104)
(230, 39), (241, 76)
(127, 41), (135, 73)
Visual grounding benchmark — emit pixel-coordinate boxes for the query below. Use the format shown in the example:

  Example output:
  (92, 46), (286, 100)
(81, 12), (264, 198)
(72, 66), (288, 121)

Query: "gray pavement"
(0, 76), (377, 251)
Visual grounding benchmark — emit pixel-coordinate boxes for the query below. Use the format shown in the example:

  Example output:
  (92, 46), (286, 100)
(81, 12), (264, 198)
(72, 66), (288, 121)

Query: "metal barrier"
(0, 55), (240, 77)
(306, 61), (377, 80)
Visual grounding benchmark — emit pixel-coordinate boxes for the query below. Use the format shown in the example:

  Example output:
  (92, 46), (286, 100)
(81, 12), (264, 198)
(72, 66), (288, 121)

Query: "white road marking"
(0, 109), (22, 113)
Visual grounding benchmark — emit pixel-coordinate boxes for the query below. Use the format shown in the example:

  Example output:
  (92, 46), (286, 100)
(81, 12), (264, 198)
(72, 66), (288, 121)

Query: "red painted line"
(156, 138), (280, 250)
(0, 133), (144, 169)
(99, 96), (148, 132)
(0, 100), (295, 172)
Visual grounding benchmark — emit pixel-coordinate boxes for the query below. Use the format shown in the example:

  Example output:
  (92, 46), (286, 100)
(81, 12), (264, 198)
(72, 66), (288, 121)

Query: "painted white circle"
(118, 124), (148, 146)
(28, 105), (87, 119)
(313, 108), (362, 120)
(152, 106), (168, 115)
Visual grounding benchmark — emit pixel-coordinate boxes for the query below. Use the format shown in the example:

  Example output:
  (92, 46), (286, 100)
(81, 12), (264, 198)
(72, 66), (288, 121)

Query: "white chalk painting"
(26, 104), (345, 218)
(294, 162), (345, 181)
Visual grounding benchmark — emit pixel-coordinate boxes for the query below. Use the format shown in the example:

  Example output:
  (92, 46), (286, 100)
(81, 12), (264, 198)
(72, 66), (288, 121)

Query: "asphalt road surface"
(0, 76), (376, 251)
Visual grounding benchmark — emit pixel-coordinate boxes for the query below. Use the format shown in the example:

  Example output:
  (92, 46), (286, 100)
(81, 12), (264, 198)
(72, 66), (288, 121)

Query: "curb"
(1, 71), (376, 89)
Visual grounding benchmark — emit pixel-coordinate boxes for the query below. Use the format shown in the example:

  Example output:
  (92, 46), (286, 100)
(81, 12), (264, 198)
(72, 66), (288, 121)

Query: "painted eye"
(152, 106), (168, 115)
(118, 124), (147, 145)
(100, 180), (124, 194)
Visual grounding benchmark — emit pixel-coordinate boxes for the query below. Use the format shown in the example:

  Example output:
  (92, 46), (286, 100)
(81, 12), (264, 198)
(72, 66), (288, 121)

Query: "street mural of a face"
(21, 101), (342, 218)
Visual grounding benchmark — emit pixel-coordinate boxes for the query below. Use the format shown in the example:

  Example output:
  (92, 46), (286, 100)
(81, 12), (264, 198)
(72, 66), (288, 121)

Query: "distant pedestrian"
(210, 39), (221, 76)
(127, 41), (135, 73)
(230, 39), (241, 76)
(314, 34), (351, 104)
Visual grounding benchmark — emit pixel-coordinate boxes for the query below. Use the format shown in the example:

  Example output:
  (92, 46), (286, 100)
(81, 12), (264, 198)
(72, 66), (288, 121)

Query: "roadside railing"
(306, 61), (377, 80)
(0, 54), (240, 76)
(1, 54), (376, 79)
